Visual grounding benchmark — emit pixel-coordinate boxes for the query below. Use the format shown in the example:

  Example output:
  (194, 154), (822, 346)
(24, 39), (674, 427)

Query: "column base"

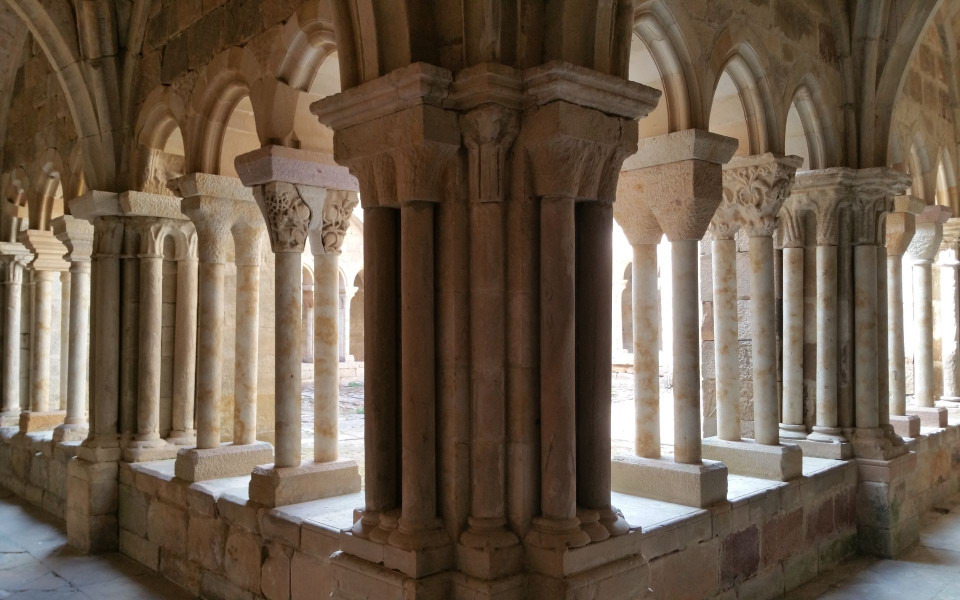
(19, 410), (66, 433)
(329, 551), (452, 599)
(525, 525), (642, 580)
(248, 458), (360, 508)
(795, 438), (853, 460)
(528, 554), (652, 600)
(52, 423), (88, 443)
(165, 429), (196, 447)
(458, 522), (523, 580)
(848, 427), (908, 461)
(906, 406), (948, 428)
(779, 423), (808, 440)
(610, 454), (727, 507)
(889, 415), (921, 438)
(0, 411), (19, 428)
(806, 426), (846, 443)
(122, 438), (179, 463)
(701, 437), (803, 481)
(175, 441), (274, 482)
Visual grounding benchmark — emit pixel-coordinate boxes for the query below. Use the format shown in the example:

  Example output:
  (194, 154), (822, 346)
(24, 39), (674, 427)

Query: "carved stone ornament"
(319, 190), (358, 254)
(722, 154), (803, 237)
(461, 104), (519, 204)
(777, 202), (805, 249)
(254, 181), (312, 253)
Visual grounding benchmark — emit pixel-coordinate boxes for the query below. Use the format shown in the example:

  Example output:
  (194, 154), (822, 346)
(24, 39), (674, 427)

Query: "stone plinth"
(19, 410), (67, 433)
(855, 452), (919, 557)
(795, 438), (853, 460)
(889, 415), (921, 439)
(248, 459), (360, 508)
(66, 458), (119, 553)
(611, 455), (727, 507)
(174, 441), (274, 482)
(701, 437), (803, 481)
(906, 406), (948, 429)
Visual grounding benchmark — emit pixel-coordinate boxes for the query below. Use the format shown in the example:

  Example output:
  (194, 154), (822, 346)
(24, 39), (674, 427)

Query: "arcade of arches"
(4, 1), (960, 599)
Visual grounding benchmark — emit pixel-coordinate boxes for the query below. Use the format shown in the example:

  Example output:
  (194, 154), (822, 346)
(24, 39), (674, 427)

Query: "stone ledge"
(248, 459), (360, 508)
(795, 438), (853, 460)
(174, 441), (274, 482)
(889, 414), (921, 439)
(702, 437), (803, 481)
(907, 405), (949, 428)
(611, 454), (728, 508)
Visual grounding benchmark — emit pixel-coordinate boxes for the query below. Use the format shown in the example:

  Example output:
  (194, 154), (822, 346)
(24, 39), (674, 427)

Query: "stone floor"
(785, 493), (960, 599)
(0, 490), (191, 599)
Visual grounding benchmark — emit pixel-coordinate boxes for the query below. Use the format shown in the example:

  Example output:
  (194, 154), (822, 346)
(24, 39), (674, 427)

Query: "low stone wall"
(0, 428), (77, 520)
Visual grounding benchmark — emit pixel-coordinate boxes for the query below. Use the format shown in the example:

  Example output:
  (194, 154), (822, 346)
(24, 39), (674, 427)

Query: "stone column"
(302, 282), (314, 363)
(708, 211), (742, 442)
(19, 230), (69, 432)
(235, 146), (360, 508)
(233, 224), (262, 446)
(701, 153), (804, 482)
(778, 203), (806, 439)
(58, 271), (70, 411)
(170, 174), (274, 482)
(940, 218), (960, 403)
(168, 228), (198, 446)
(612, 129), (735, 506)
(885, 196), (923, 439)
(52, 216), (94, 442)
(614, 179), (663, 458)
(846, 169), (911, 460)
(0, 244), (31, 427)
(905, 204), (952, 428)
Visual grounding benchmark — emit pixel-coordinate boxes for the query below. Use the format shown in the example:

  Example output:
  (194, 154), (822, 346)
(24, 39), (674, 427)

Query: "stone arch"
(784, 78), (838, 171)
(30, 148), (65, 231)
(186, 47), (264, 175)
(134, 88), (188, 194)
(1, 168), (29, 241)
(633, 1), (700, 132)
(707, 38), (779, 155)
(936, 147), (959, 212)
(908, 131), (933, 201)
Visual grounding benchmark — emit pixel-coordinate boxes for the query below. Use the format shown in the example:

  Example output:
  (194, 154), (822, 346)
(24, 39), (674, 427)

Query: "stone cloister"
(4, 1), (960, 599)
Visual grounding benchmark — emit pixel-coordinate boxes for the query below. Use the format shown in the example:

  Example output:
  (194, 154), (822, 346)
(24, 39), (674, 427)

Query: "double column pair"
(701, 154), (803, 481)
(234, 145), (361, 508)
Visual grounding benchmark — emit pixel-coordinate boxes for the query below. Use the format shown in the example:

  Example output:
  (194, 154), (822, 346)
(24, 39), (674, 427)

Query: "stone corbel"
(722, 153), (803, 238)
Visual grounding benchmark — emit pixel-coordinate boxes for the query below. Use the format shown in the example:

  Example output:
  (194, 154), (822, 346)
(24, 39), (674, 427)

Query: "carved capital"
(708, 202), (743, 241)
(848, 168), (911, 246)
(461, 104), (519, 204)
(722, 153), (803, 238)
(253, 181), (312, 253)
(91, 218), (125, 258)
(884, 212), (915, 257)
(51, 215), (94, 263)
(614, 169), (663, 245)
(907, 205), (951, 262)
(312, 190), (358, 255)
(0, 242), (32, 284)
(777, 203), (805, 248)
(134, 220), (169, 258)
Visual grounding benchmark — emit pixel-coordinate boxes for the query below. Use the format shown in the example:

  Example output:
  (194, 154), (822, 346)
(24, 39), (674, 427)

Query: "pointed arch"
(784, 77), (840, 170)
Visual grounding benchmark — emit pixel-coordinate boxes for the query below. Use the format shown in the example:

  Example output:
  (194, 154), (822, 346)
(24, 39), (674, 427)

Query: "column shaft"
(854, 245), (880, 428)
(713, 238), (740, 441)
(913, 261), (935, 407)
(135, 255), (163, 442)
(274, 252), (302, 468)
(877, 247), (890, 426)
(399, 201), (438, 531)
(59, 272), (70, 410)
(314, 252), (339, 463)
(750, 236), (779, 445)
(941, 262), (960, 399)
(673, 239), (702, 463)
(887, 255), (906, 415)
(171, 258), (198, 436)
(65, 263), (90, 425)
(2, 273), (22, 414)
(30, 271), (55, 413)
(234, 264), (260, 444)
(195, 262), (224, 449)
(633, 243), (660, 456)
(575, 202), (612, 510)
(119, 235), (139, 437)
(91, 242), (120, 442)
(813, 246), (839, 433)
(781, 246), (804, 432)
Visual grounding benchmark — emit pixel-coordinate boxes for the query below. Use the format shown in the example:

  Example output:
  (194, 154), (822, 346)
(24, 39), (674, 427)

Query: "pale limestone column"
(236, 147), (360, 507)
(19, 230), (69, 431)
(58, 271), (69, 410)
(233, 225), (262, 446)
(118, 228), (139, 440)
(884, 197), (921, 418)
(168, 229), (198, 445)
(708, 208), (741, 442)
(129, 222), (166, 452)
(779, 204), (806, 439)
(724, 154), (803, 445)
(907, 206), (949, 408)
(302, 282), (314, 363)
(613, 184), (663, 457)
(51, 216), (94, 441)
(940, 218), (960, 401)
(0, 246), (30, 426)
(672, 237), (702, 462)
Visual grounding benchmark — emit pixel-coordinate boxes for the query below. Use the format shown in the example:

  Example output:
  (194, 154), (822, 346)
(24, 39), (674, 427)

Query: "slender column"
(633, 243), (661, 454)
(119, 229), (139, 439)
(0, 250), (28, 423)
(779, 206), (806, 438)
(711, 229), (741, 441)
(65, 262), (90, 428)
(673, 239), (703, 461)
(941, 219), (960, 401)
(884, 203), (918, 418)
(535, 194), (589, 546)
(723, 154), (803, 445)
(274, 249), (301, 467)
(854, 244), (880, 427)
(233, 227), (261, 446)
(313, 251), (339, 462)
(58, 272), (70, 410)
(169, 232), (198, 443)
(302, 284), (315, 363)
(132, 224), (165, 447)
